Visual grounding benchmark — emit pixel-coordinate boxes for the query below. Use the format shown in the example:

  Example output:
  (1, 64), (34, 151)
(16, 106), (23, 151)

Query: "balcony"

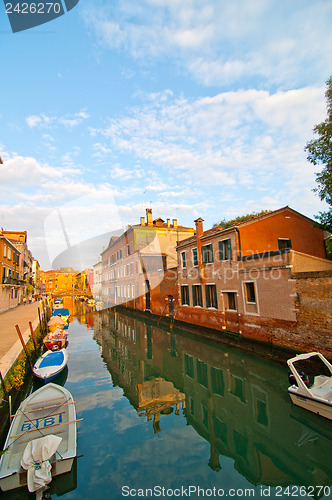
(2, 277), (26, 286)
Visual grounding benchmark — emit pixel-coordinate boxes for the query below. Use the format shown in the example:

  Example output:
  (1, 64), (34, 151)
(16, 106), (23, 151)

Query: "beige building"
(100, 208), (195, 311)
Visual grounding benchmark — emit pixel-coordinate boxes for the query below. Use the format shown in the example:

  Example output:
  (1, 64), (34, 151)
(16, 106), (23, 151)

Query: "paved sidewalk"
(0, 302), (43, 377)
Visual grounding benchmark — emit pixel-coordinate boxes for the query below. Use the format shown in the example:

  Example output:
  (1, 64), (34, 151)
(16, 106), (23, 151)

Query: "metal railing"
(2, 276), (26, 286)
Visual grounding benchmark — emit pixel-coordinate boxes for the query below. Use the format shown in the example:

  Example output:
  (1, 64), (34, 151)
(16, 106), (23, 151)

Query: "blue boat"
(51, 308), (70, 322)
(33, 349), (68, 383)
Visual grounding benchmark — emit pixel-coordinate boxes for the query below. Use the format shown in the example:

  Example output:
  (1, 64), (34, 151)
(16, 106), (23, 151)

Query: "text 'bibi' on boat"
(0, 383), (82, 495)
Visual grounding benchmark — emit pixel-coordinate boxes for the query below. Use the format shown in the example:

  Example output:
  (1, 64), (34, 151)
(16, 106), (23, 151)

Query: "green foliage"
(305, 76), (332, 232)
(26, 283), (34, 295)
(0, 326), (44, 399)
(213, 209), (272, 229)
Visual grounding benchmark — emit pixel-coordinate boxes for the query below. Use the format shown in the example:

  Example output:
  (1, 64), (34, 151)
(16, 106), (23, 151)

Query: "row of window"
(180, 282), (256, 309)
(3, 244), (20, 265)
(181, 238), (232, 268)
(180, 238), (292, 269)
(106, 284), (138, 300)
(106, 241), (135, 266)
(104, 261), (139, 281)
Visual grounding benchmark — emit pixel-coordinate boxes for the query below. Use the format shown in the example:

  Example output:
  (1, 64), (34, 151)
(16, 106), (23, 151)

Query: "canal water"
(3, 299), (332, 499)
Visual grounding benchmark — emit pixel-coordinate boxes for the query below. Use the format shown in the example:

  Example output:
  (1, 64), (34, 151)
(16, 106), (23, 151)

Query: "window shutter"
(202, 246), (206, 264)
(205, 285), (210, 308)
(227, 239), (232, 260)
(213, 285), (218, 308)
(193, 285), (197, 306)
(219, 241), (224, 260)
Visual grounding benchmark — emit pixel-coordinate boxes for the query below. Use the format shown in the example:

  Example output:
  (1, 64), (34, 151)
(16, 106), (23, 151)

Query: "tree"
(213, 209), (272, 229)
(305, 76), (332, 233)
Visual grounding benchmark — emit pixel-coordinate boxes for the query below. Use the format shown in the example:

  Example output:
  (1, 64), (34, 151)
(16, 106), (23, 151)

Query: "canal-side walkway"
(0, 302), (41, 377)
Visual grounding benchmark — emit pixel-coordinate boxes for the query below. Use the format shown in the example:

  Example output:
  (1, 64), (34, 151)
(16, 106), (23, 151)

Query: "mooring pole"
(15, 325), (34, 372)
(29, 321), (37, 350)
(38, 307), (44, 336)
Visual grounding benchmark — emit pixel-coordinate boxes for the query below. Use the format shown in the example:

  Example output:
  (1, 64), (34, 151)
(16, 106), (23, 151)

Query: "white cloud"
(0, 155), (78, 188)
(25, 110), (89, 129)
(84, 0), (332, 88)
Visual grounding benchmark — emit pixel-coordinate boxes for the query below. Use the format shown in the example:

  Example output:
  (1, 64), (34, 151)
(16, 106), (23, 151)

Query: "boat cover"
(21, 435), (62, 493)
(51, 308), (69, 317)
(39, 351), (64, 368)
(48, 316), (66, 326)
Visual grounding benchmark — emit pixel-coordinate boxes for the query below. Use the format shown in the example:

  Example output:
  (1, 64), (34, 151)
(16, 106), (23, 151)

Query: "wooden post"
(15, 325), (34, 372)
(29, 321), (37, 350)
(0, 371), (8, 398)
(38, 307), (44, 336)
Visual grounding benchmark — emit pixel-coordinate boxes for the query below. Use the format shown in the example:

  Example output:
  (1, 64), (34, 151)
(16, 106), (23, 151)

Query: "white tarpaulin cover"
(21, 435), (62, 492)
(48, 316), (66, 326)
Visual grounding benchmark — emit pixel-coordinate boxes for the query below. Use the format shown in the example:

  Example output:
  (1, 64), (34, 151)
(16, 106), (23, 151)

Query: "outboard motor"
(288, 370), (309, 386)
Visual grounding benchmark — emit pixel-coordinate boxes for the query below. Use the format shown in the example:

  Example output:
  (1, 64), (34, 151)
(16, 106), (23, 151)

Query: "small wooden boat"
(48, 315), (66, 332)
(287, 352), (332, 420)
(43, 328), (68, 351)
(0, 383), (79, 493)
(33, 349), (68, 384)
(51, 308), (70, 322)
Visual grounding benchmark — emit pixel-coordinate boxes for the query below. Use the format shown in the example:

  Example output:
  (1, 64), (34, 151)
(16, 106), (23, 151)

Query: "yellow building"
(0, 235), (23, 312)
(40, 268), (78, 295)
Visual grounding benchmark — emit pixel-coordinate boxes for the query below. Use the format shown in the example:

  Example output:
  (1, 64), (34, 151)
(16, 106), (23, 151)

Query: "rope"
(2, 395), (74, 460)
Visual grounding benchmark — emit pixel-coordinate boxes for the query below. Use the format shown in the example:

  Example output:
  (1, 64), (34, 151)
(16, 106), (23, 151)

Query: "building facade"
(40, 268), (78, 295)
(0, 235), (23, 312)
(0, 231), (34, 295)
(99, 208), (195, 313)
(175, 207), (332, 355)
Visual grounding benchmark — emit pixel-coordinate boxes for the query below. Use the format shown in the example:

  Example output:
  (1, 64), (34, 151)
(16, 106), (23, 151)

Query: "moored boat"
(48, 315), (67, 331)
(287, 351), (332, 420)
(51, 308), (70, 322)
(0, 383), (78, 493)
(33, 349), (68, 383)
(43, 328), (68, 351)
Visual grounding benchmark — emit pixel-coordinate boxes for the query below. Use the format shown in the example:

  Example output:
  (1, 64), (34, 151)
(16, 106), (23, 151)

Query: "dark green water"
(4, 302), (332, 499)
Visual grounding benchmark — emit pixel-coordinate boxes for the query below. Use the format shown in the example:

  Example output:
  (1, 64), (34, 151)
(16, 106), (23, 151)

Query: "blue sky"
(1, 0), (332, 269)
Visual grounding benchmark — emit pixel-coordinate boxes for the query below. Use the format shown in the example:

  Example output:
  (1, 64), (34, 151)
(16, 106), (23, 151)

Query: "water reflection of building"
(94, 310), (185, 433)
(95, 309), (332, 490)
(61, 297), (95, 328)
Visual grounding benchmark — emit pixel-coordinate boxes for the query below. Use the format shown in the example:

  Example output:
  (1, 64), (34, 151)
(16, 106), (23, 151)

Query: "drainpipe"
(235, 228), (242, 261)
(194, 218), (204, 282)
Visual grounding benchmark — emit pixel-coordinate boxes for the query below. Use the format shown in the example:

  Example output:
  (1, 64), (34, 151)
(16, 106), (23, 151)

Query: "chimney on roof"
(173, 219), (177, 228)
(140, 217), (145, 226)
(146, 208), (153, 226)
(194, 217), (204, 238)
(167, 218), (171, 228)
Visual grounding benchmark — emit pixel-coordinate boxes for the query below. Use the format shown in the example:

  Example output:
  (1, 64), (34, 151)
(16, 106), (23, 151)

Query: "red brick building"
(175, 207), (332, 355)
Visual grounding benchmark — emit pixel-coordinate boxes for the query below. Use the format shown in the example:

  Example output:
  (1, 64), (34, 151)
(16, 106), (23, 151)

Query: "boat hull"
(288, 390), (332, 420)
(0, 457), (74, 492)
(0, 383), (77, 492)
(33, 350), (68, 384)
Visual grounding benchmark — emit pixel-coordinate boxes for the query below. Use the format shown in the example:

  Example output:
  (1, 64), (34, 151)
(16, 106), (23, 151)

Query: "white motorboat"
(287, 352), (332, 420)
(0, 383), (79, 492)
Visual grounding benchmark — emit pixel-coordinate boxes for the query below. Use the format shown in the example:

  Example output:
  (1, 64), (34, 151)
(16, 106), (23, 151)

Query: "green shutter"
(192, 285), (197, 306)
(213, 285), (218, 308)
(219, 241), (224, 260)
(202, 246), (207, 264)
(227, 239), (232, 260)
(205, 285), (210, 308)
(193, 248), (198, 266)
